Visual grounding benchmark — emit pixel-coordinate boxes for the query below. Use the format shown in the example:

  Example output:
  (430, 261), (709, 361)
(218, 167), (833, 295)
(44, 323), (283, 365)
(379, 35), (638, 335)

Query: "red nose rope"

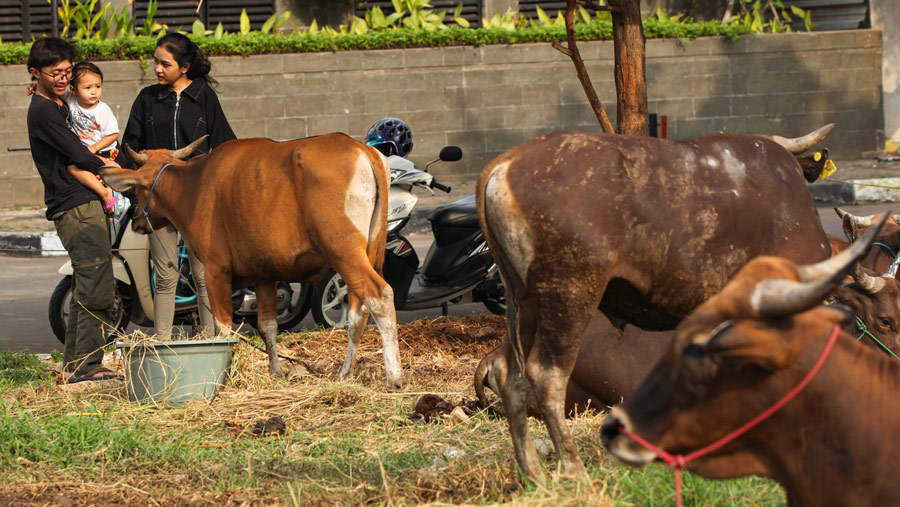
(619, 324), (841, 507)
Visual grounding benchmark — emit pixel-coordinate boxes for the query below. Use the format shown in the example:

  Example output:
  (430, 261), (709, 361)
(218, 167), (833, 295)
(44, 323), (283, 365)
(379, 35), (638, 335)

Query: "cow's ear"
(101, 168), (141, 193)
(707, 324), (790, 372)
(841, 213), (857, 242)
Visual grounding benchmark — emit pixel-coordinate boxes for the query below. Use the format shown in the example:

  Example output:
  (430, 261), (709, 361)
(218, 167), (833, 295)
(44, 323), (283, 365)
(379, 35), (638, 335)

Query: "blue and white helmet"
(365, 117), (413, 158)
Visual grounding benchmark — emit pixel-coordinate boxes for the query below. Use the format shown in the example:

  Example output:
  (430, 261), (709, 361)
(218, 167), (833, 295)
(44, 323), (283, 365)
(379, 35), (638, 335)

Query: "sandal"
(66, 366), (124, 384)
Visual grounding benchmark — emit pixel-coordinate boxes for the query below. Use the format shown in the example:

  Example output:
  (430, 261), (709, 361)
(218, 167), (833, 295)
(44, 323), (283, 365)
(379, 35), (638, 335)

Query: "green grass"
(0, 346), (55, 387)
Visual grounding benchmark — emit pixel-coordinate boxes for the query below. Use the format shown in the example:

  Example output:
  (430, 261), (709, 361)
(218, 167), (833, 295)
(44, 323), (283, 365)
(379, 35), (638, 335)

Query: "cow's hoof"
(385, 375), (406, 391)
(269, 365), (285, 379)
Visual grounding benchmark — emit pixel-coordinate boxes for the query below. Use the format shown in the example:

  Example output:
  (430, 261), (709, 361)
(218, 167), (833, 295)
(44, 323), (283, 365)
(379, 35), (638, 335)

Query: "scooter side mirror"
(439, 146), (463, 162)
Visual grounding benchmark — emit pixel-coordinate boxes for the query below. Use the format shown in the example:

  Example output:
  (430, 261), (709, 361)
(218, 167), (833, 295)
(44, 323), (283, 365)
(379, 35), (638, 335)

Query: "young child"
(64, 61), (120, 214)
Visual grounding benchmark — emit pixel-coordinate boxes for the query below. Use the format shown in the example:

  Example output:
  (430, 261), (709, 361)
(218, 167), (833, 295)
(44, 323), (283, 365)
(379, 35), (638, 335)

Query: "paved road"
(0, 204), (894, 354)
(0, 235), (487, 354)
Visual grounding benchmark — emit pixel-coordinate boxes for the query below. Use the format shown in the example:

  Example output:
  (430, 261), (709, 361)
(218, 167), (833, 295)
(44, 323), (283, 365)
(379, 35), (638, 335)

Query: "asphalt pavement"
(0, 234), (490, 354)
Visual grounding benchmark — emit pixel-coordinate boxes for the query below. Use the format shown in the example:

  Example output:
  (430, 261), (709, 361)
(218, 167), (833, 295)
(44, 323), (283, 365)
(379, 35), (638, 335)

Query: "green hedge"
(1, 21), (752, 65)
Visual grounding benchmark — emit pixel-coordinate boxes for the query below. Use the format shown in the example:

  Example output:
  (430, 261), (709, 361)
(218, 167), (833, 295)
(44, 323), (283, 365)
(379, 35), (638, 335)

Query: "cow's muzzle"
(602, 407), (657, 466)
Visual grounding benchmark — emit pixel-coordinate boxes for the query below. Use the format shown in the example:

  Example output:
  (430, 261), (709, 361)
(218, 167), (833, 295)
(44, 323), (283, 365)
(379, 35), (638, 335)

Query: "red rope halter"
(620, 324), (841, 507)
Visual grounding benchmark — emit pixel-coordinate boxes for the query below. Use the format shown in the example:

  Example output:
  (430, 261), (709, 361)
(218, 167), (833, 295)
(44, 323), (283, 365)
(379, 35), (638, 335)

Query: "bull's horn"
(170, 135), (209, 160)
(833, 207), (850, 220)
(884, 254), (900, 279)
(752, 213), (888, 318)
(852, 262), (885, 294)
(125, 144), (148, 167)
(763, 123), (835, 155)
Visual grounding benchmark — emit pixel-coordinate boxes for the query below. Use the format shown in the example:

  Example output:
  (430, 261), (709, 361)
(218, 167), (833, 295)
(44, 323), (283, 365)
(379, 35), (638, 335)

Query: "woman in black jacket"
(122, 33), (236, 338)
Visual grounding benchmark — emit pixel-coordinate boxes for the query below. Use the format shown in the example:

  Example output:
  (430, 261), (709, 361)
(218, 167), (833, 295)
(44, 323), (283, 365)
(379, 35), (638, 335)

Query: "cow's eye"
(880, 318), (894, 330)
(683, 344), (706, 358)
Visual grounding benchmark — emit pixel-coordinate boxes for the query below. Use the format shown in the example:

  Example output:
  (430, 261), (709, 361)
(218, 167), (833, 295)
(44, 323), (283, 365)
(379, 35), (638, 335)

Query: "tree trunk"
(612, 0), (648, 136)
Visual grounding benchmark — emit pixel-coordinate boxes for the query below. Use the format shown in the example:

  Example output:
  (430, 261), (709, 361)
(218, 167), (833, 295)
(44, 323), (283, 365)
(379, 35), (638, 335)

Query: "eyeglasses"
(40, 67), (73, 82)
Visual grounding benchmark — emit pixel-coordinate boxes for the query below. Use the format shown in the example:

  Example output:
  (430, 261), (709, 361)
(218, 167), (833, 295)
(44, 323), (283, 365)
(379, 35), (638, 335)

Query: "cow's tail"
(366, 148), (389, 274)
(477, 158), (527, 374)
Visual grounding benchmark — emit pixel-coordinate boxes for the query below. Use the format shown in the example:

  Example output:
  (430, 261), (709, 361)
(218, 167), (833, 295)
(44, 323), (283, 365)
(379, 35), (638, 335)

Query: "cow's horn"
(851, 262), (885, 294)
(170, 135), (209, 160)
(884, 253), (900, 279)
(125, 144), (148, 167)
(751, 213), (888, 318)
(763, 123), (835, 155)
(833, 207), (849, 220)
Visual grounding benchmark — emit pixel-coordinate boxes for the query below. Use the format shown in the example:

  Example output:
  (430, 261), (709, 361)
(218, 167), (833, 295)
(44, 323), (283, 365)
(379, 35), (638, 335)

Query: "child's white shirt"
(64, 93), (118, 151)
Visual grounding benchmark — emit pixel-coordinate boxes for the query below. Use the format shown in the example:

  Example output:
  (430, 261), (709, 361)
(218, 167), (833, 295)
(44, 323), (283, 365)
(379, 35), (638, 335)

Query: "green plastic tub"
(115, 338), (239, 406)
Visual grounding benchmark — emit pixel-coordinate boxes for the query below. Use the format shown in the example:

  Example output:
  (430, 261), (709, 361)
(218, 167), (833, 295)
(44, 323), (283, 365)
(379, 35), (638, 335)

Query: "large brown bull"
(101, 134), (404, 388)
(477, 125), (834, 483)
(601, 217), (900, 505)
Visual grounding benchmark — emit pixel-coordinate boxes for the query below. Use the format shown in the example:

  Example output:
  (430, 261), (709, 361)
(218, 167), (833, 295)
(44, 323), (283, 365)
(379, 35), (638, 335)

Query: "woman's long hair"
(156, 33), (218, 86)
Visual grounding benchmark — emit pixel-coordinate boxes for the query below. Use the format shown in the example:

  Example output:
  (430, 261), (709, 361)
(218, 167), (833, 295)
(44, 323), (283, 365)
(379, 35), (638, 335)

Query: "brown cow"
(830, 208), (900, 356)
(475, 315), (668, 418)
(477, 125), (833, 483)
(836, 208), (900, 273)
(601, 217), (900, 506)
(101, 134), (404, 388)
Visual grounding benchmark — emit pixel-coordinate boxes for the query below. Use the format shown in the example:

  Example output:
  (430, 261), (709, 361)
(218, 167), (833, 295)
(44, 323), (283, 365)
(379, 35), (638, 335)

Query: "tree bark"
(611, 0), (648, 136)
(554, 0), (615, 133)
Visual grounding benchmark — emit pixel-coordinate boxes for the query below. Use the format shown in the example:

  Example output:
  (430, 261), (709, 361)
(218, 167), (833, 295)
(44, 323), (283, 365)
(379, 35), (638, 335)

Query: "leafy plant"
(139, 0), (166, 37)
(481, 9), (519, 31)
(260, 11), (292, 34)
(72, 0), (110, 40)
(452, 4), (470, 28)
(364, 6), (403, 30)
(55, 0), (76, 38)
(109, 3), (135, 38)
(726, 0), (815, 33)
(240, 9), (251, 36)
(396, 0), (447, 31)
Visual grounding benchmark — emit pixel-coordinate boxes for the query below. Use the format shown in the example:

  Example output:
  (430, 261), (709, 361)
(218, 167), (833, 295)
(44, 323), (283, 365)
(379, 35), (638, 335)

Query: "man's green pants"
(51, 200), (114, 375)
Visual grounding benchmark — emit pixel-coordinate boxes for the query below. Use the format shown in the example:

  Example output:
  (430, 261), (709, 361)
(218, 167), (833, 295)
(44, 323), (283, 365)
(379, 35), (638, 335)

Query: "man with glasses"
(26, 38), (121, 382)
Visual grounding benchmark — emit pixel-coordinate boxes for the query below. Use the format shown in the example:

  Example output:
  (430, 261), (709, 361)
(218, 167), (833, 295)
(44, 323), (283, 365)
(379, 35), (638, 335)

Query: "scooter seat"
(427, 195), (479, 229)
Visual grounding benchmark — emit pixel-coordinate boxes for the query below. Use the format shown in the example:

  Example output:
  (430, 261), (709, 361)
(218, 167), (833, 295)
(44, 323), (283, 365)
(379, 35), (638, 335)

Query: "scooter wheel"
(246, 282), (312, 332)
(312, 269), (350, 328)
(48, 276), (72, 344)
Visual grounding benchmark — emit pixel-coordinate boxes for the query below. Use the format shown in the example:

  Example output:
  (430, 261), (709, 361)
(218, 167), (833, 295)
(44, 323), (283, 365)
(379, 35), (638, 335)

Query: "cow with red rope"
(601, 214), (900, 506)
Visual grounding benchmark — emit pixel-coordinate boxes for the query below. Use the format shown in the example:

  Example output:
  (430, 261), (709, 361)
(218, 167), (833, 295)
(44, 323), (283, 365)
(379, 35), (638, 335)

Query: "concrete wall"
(0, 30), (883, 207)
(870, 0), (899, 149)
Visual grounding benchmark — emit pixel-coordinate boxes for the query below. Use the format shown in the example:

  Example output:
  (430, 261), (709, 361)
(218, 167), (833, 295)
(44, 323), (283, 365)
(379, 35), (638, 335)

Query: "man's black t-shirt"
(27, 94), (105, 218)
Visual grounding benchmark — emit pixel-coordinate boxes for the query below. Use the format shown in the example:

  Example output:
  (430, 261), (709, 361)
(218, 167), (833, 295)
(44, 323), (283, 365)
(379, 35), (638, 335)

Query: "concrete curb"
(807, 181), (856, 206)
(0, 231), (66, 257)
